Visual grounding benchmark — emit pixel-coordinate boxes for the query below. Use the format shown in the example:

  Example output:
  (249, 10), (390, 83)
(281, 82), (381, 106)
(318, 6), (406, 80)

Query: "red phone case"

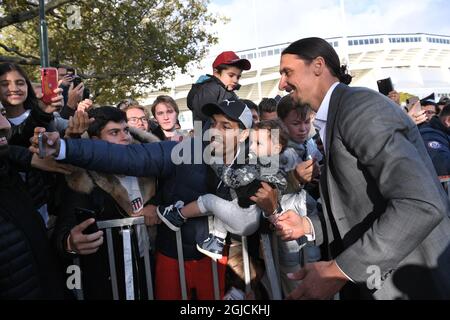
(41, 68), (58, 105)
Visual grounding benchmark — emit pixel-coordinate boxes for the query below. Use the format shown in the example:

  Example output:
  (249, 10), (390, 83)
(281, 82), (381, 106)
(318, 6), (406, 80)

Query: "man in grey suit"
(275, 37), (450, 300)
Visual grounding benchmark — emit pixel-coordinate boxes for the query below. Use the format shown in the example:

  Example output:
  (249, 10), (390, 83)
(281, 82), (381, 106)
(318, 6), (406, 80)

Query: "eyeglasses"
(128, 117), (148, 123)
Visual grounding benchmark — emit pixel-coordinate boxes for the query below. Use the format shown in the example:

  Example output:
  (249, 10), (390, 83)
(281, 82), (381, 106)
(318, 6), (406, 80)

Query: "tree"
(0, 0), (221, 104)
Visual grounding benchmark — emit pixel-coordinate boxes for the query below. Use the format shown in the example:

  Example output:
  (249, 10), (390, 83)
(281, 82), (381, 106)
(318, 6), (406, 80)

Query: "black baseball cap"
(420, 93), (437, 106)
(202, 99), (253, 129)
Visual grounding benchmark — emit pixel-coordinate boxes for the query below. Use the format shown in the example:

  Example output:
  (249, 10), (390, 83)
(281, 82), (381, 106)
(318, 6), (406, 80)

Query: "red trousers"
(155, 251), (227, 300)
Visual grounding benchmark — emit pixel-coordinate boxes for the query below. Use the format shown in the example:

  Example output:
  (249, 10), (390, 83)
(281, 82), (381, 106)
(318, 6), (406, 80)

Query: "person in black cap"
(420, 93), (439, 123)
(157, 100), (288, 260)
(187, 51), (251, 125)
(29, 99), (281, 300)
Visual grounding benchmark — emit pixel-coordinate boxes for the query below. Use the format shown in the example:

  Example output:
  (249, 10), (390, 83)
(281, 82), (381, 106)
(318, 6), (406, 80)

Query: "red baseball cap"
(212, 51), (251, 71)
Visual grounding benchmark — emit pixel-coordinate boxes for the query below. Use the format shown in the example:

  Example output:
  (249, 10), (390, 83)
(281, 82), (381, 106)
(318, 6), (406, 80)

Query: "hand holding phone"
(38, 132), (45, 159)
(407, 96), (421, 113)
(41, 67), (59, 105)
(75, 207), (99, 235)
(377, 78), (394, 96)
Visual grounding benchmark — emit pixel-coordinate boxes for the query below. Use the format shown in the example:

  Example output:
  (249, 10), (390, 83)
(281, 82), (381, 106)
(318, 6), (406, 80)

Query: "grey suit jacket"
(309, 83), (450, 299)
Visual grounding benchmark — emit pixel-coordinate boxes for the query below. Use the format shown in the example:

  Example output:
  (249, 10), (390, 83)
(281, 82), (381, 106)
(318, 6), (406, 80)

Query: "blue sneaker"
(157, 204), (186, 231)
(196, 234), (225, 260)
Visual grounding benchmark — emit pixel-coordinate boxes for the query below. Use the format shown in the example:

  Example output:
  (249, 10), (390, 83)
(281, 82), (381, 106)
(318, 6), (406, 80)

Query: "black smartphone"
(72, 76), (83, 88)
(377, 78), (394, 96)
(75, 207), (98, 234)
(38, 132), (46, 159)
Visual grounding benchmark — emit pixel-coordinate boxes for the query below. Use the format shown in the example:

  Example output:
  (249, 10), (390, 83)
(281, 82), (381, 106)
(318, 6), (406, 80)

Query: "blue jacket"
(64, 137), (229, 260)
(419, 116), (450, 176)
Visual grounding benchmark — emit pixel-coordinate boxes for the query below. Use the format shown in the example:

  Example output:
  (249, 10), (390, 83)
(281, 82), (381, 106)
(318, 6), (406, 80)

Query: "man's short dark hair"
(277, 95), (313, 121)
(258, 98), (277, 116)
(87, 106), (127, 138)
(254, 119), (289, 152)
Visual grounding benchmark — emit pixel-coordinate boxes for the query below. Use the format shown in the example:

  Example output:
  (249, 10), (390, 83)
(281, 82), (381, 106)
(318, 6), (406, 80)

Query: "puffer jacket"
(0, 160), (65, 299)
(186, 75), (239, 124)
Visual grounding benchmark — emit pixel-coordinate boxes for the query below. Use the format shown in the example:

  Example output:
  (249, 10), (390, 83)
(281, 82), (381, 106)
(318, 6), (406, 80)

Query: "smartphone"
(41, 67), (59, 105)
(407, 96), (421, 113)
(72, 76), (83, 88)
(38, 132), (45, 159)
(377, 78), (394, 96)
(75, 207), (99, 234)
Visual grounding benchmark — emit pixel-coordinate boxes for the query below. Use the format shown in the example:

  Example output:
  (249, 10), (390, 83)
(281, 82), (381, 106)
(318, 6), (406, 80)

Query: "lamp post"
(38, 0), (50, 67)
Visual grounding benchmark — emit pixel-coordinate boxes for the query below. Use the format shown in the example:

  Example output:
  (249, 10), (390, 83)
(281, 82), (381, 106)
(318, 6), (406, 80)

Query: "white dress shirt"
(314, 81), (340, 152)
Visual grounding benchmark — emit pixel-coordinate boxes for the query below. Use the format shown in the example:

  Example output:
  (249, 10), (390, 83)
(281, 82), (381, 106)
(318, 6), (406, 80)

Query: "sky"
(207, 0), (450, 56)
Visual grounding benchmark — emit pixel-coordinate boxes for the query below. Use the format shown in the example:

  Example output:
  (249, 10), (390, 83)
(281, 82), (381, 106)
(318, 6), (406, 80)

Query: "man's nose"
(278, 75), (287, 91)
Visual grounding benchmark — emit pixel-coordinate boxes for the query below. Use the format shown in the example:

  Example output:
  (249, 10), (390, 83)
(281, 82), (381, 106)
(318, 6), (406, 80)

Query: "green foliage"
(0, 0), (221, 104)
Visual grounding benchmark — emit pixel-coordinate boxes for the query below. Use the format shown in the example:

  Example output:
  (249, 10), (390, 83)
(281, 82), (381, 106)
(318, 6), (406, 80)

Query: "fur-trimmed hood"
(65, 127), (160, 216)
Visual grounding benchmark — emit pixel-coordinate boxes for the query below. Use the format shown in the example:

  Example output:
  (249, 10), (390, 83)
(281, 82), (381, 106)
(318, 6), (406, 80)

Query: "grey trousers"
(197, 194), (261, 237)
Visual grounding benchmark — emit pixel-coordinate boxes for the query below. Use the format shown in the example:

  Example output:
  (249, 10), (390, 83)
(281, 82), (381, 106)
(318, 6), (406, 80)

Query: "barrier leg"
(260, 233), (282, 300)
(211, 260), (221, 300)
(106, 228), (119, 300)
(175, 230), (188, 300)
(122, 228), (134, 300)
(142, 226), (154, 300)
(241, 236), (252, 296)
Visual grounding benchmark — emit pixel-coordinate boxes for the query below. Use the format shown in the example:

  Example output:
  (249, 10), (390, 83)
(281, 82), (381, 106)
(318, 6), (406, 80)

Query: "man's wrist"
(65, 233), (77, 255)
(302, 216), (312, 235)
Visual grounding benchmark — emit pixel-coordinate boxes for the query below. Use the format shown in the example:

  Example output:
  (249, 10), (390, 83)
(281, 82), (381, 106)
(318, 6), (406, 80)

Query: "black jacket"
(0, 160), (66, 300)
(419, 116), (450, 176)
(186, 75), (239, 124)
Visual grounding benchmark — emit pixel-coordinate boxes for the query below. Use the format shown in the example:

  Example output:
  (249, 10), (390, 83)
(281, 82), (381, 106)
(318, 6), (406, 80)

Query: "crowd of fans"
(0, 42), (448, 300)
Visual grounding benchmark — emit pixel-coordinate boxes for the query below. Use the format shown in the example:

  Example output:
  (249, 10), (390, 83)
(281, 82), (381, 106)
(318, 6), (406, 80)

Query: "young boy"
(187, 51), (251, 126)
(157, 120), (289, 260)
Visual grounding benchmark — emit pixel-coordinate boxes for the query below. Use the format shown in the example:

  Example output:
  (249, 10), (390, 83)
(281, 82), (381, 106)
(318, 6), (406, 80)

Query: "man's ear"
(212, 68), (220, 77)
(313, 56), (326, 76)
(239, 129), (250, 143)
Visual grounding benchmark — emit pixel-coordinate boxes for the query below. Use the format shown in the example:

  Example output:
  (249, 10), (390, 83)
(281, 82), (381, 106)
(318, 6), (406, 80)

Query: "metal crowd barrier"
(74, 216), (284, 300)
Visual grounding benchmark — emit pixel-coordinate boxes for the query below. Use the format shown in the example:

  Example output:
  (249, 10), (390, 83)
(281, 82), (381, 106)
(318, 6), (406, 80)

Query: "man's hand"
(29, 127), (61, 158)
(64, 110), (94, 138)
(295, 159), (315, 184)
(140, 205), (161, 226)
(286, 261), (349, 300)
(249, 181), (278, 216)
(31, 154), (75, 175)
(36, 88), (64, 114)
(408, 108), (427, 126)
(67, 82), (84, 110)
(59, 74), (73, 87)
(77, 99), (93, 112)
(67, 218), (104, 255)
(274, 210), (311, 241)
(388, 90), (400, 105)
